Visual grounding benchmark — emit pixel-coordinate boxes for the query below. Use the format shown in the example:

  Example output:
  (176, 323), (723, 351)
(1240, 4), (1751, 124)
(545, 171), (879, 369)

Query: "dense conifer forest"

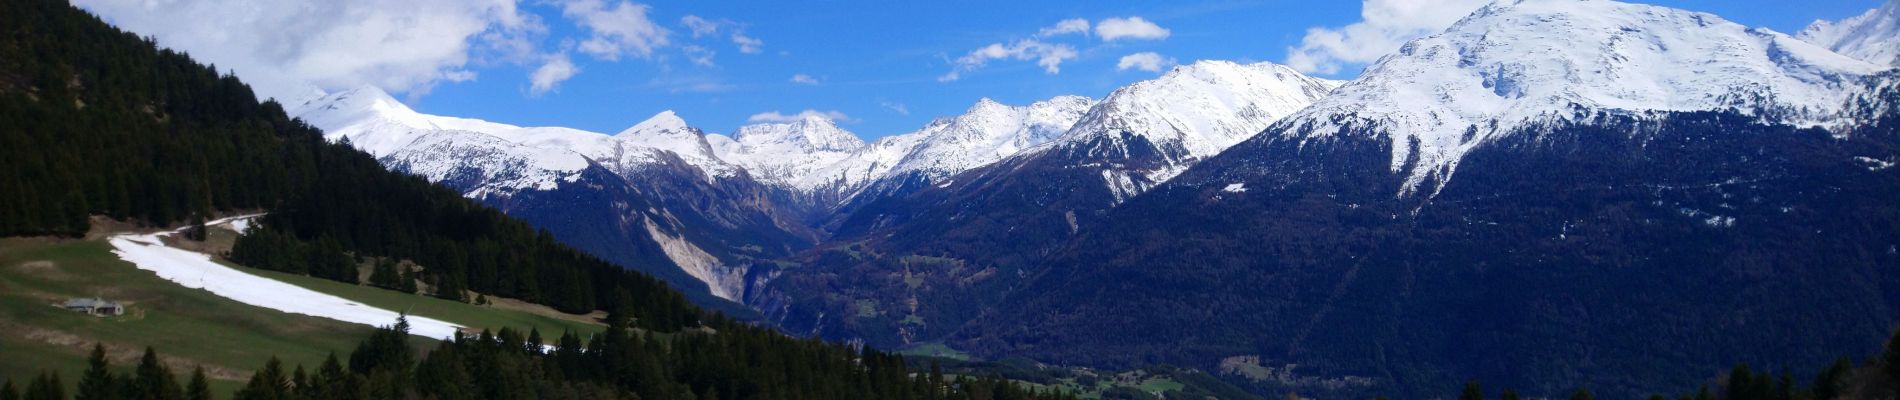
(0, 1), (1076, 398)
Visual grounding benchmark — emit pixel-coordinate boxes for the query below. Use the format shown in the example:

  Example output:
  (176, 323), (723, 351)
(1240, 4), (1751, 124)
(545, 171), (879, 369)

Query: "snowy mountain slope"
(1799, 0), (1900, 67)
(1275, 0), (1886, 194)
(1054, 60), (1341, 165)
(759, 59), (1342, 347)
(1035, 60), (1341, 201)
(292, 86), (811, 309)
(796, 95), (1096, 208)
(710, 115), (866, 191)
(613, 111), (744, 179)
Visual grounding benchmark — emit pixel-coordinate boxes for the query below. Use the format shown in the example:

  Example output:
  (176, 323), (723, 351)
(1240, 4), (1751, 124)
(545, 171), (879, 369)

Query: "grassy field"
(0, 237), (390, 397)
(242, 268), (604, 338)
(0, 229), (604, 398)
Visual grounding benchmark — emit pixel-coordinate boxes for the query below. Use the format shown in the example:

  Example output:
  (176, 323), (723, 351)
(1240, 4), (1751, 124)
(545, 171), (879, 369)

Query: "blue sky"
(78, 0), (1887, 139)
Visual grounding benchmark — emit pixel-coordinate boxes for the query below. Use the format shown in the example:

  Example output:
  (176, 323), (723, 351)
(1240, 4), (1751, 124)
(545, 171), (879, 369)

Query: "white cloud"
(1038, 18), (1091, 37)
(678, 15), (764, 54)
(1284, 0), (1491, 74)
(747, 109), (853, 123)
(564, 0), (670, 61)
(1095, 17), (1170, 41)
(645, 75), (734, 93)
(682, 45), (717, 67)
(681, 15), (720, 37)
(790, 74), (820, 85)
(940, 39), (1078, 82)
(529, 54), (580, 95)
(731, 32), (765, 54)
(71, 0), (536, 101)
(1116, 52), (1176, 72)
(879, 100), (910, 115)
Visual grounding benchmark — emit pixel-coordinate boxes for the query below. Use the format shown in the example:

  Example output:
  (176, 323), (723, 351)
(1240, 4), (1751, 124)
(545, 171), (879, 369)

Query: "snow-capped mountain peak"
(1798, 0), (1900, 67)
(791, 95), (1099, 202)
(617, 110), (691, 138)
(1053, 60), (1342, 162)
(712, 116), (867, 189)
(732, 115), (865, 152)
(1277, 0), (1887, 195)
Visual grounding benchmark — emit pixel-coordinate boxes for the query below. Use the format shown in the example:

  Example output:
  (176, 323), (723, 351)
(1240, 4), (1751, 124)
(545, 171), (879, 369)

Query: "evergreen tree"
(77, 344), (117, 400)
(184, 368), (210, 400)
(1460, 380), (1483, 400)
(368, 258), (399, 289)
(349, 316), (414, 375)
(1500, 388), (1521, 400)
(1569, 388), (1593, 400)
(1812, 358), (1852, 400)
(132, 347), (183, 400)
(1, 379), (19, 400)
(23, 373), (63, 400)
(1886, 330), (1900, 389)
(181, 214), (207, 241)
(397, 265), (418, 294)
(234, 357), (289, 400)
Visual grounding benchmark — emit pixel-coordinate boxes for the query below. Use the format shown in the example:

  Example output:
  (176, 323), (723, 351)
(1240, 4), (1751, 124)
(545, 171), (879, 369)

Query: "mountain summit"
(1278, 0), (1885, 194)
(1799, 0), (1900, 66)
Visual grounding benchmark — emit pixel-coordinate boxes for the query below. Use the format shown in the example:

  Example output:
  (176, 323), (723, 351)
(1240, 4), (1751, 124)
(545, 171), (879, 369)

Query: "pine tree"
(1886, 330), (1900, 389)
(368, 258), (399, 289)
(397, 264), (418, 294)
(1500, 388), (1521, 400)
(235, 357), (289, 400)
(1812, 358), (1852, 400)
(1569, 388), (1594, 400)
(182, 214), (207, 241)
(24, 373), (63, 400)
(1460, 380), (1484, 400)
(132, 347), (182, 400)
(76, 344), (117, 400)
(1, 379), (19, 400)
(184, 368), (210, 400)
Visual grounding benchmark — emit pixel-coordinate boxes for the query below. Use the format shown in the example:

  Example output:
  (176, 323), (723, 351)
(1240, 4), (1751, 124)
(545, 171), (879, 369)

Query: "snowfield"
(109, 215), (464, 340)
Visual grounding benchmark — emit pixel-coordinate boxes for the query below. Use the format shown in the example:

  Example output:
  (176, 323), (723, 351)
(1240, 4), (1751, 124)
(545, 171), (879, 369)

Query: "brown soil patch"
(0, 321), (251, 381)
(486, 295), (607, 327)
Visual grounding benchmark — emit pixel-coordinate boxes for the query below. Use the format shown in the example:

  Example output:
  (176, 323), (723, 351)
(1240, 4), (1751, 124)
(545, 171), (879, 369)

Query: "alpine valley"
(9, 0), (1900, 399)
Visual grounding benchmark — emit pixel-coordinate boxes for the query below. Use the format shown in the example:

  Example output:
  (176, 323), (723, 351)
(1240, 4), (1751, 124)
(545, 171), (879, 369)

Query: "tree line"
(4, 314), (1074, 400)
(0, 0), (695, 330)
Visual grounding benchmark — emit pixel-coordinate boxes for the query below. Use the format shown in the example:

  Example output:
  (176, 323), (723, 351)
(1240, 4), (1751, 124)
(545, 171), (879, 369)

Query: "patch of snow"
(109, 215), (464, 340)
(1223, 183), (1248, 193)
(1856, 156), (1896, 171)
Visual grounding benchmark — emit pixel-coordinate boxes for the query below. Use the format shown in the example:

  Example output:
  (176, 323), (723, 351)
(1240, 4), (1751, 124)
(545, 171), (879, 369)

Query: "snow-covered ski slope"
(108, 215), (464, 340)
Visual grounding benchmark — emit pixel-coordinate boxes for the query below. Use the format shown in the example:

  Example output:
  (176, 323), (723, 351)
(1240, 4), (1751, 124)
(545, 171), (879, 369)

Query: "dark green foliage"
(23, 373), (62, 400)
(1, 379), (18, 400)
(1460, 381), (1483, 400)
(181, 214), (206, 241)
(132, 347), (183, 400)
(347, 316), (413, 375)
(235, 358), (289, 400)
(1887, 330), (1900, 389)
(1812, 358), (1852, 400)
(76, 344), (115, 400)
(1568, 388), (1592, 400)
(367, 258), (401, 290)
(1500, 388), (1520, 400)
(184, 368), (209, 400)
(0, 0), (697, 329)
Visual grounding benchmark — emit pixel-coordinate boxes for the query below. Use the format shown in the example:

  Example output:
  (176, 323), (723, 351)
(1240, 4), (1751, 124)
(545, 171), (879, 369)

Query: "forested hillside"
(0, 1), (1073, 398)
